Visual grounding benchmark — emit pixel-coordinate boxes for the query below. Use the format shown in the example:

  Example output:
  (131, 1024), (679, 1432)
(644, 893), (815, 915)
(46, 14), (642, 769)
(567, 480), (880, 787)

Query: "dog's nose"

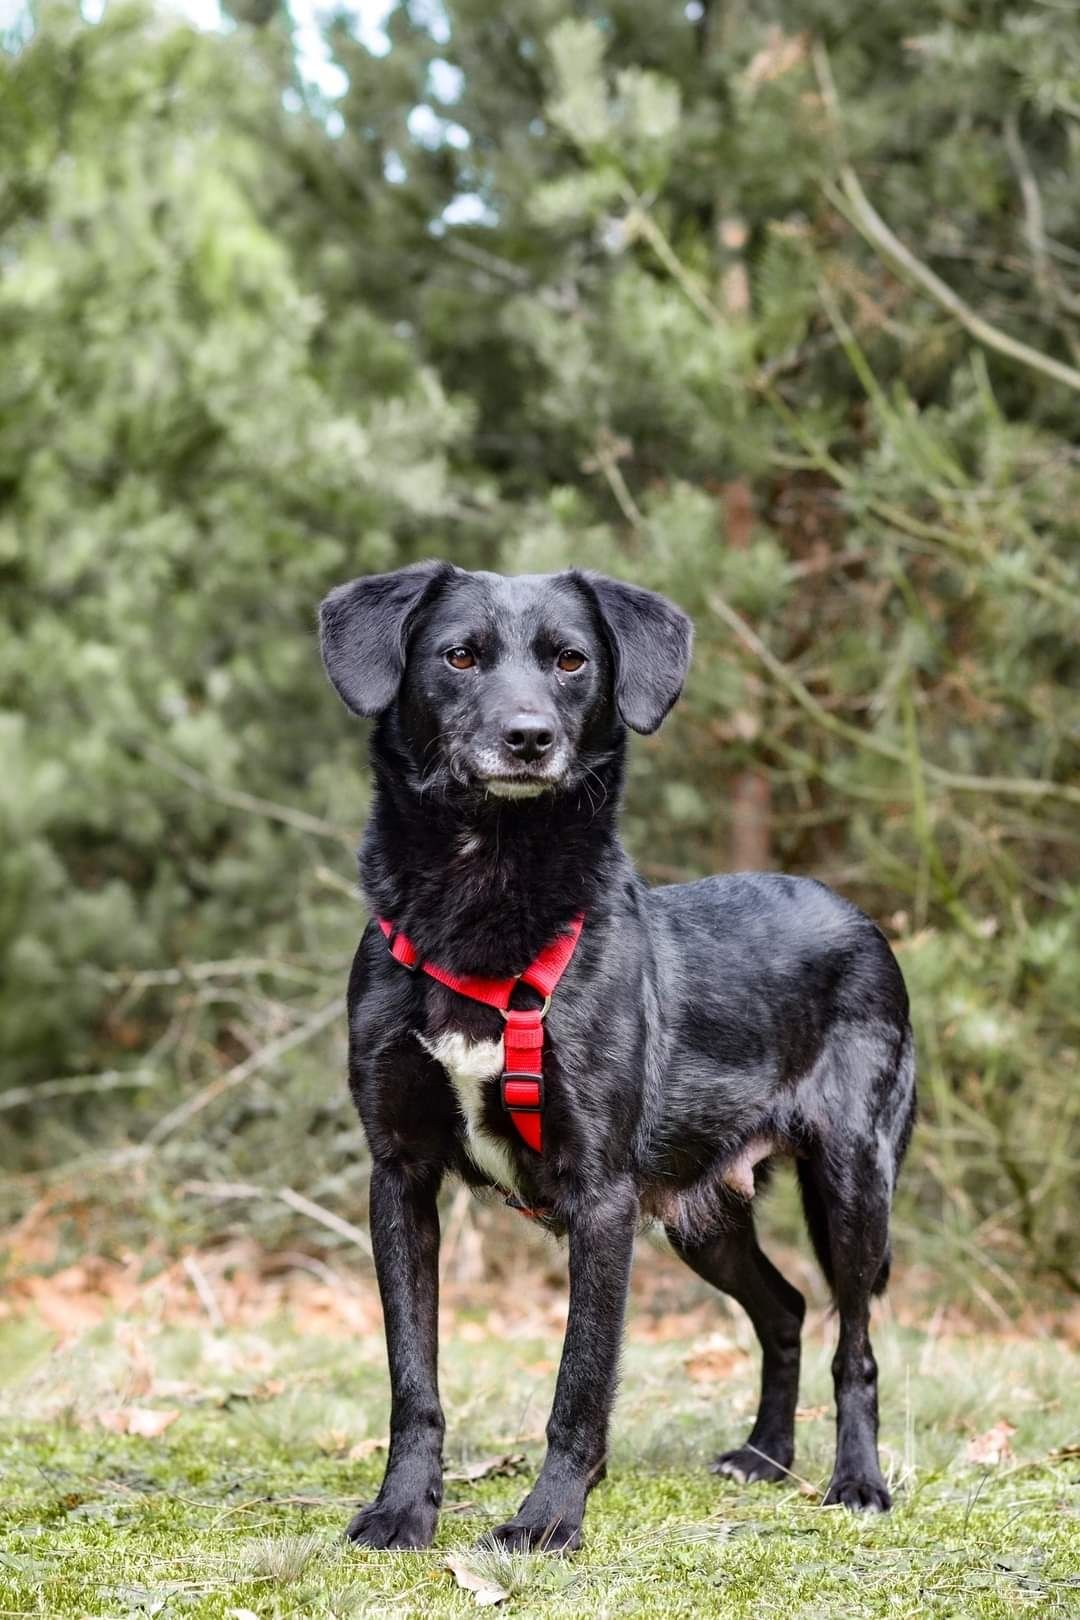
(502, 715), (555, 763)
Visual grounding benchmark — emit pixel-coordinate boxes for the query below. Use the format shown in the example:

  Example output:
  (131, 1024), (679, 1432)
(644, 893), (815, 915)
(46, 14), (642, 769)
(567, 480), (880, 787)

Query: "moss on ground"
(0, 1307), (1076, 1617)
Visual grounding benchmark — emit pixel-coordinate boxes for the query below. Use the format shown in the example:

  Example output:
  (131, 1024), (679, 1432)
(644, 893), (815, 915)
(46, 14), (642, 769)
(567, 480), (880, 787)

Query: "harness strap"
(375, 913), (584, 1156)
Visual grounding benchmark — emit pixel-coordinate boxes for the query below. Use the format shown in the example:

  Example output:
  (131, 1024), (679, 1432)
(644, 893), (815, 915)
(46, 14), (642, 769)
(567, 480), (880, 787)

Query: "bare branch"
(132, 739), (356, 848)
(1003, 111), (1050, 294)
(182, 1178), (371, 1254)
(99, 958), (327, 991)
(145, 994), (347, 1145)
(588, 433), (646, 529)
(0, 1069), (159, 1112)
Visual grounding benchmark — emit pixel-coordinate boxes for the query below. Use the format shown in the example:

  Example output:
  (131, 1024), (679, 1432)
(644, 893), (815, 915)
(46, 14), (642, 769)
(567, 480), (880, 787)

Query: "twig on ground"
(182, 1254), (225, 1329)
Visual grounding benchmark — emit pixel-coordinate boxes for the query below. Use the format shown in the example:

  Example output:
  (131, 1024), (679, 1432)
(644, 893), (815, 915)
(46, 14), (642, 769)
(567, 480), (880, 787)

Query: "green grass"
(0, 1302), (1077, 1618)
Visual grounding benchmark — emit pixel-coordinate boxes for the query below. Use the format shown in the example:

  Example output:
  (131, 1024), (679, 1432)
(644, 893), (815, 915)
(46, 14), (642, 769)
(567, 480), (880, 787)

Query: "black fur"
(319, 563), (916, 1551)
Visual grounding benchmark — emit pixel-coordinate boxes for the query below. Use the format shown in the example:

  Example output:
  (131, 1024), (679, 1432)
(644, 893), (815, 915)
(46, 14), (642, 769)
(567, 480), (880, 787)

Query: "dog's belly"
(416, 1031), (520, 1194)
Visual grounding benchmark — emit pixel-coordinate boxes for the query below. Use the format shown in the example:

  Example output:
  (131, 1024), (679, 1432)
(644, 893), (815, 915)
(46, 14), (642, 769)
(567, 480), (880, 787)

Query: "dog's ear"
(575, 571), (693, 734)
(319, 560), (453, 717)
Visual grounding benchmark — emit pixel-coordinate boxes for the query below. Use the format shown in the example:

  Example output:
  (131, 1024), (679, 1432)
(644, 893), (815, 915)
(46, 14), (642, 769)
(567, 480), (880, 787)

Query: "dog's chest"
(416, 1030), (521, 1194)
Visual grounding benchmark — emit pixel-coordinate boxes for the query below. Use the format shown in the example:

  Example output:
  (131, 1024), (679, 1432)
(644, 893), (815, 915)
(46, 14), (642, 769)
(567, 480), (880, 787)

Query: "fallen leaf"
(684, 1337), (749, 1383)
(744, 27), (807, 88)
(445, 1554), (508, 1607)
(97, 1407), (180, 1438)
(445, 1452), (525, 1483)
(316, 1428), (354, 1456)
(795, 1405), (829, 1422)
(149, 1379), (202, 1402)
(965, 1420), (1016, 1465)
(346, 1437), (388, 1462)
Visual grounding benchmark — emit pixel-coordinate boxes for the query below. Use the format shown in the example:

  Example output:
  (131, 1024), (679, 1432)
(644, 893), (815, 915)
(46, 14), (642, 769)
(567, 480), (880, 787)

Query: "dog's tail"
(798, 1028), (917, 1301)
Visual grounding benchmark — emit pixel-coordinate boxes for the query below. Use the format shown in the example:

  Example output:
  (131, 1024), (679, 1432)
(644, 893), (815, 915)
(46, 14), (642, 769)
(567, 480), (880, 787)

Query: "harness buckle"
(387, 930), (420, 971)
(501, 1073), (544, 1112)
(499, 994), (551, 1020)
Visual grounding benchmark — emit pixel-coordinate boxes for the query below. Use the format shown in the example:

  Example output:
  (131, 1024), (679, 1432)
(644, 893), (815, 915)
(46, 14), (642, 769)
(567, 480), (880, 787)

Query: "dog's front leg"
(490, 1177), (638, 1553)
(346, 1158), (444, 1549)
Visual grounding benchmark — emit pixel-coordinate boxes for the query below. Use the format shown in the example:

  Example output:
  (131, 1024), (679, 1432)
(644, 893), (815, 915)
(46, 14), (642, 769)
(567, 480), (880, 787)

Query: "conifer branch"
(812, 42), (1080, 396)
(708, 590), (1080, 809)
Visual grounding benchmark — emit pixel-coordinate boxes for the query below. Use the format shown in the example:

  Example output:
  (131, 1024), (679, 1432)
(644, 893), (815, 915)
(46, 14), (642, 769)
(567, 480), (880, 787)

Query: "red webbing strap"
(376, 917), (421, 970)
(520, 913), (585, 997)
(501, 1008), (545, 1152)
(375, 912), (585, 1156)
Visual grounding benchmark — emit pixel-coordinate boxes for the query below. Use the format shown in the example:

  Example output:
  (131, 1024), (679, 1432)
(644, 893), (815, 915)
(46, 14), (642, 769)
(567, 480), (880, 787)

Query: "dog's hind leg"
(667, 1205), (805, 1485)
(801, 1142), (894, 1512)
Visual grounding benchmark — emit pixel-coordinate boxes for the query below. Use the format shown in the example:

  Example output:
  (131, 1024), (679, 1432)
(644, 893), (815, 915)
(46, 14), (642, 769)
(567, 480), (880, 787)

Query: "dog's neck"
(359, 740), (630, 976)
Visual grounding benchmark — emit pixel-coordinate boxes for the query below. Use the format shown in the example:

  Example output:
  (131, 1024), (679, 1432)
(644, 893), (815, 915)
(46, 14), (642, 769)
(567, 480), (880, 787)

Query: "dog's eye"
(556, 648), (587, 673)
(445, 647), (476, 670)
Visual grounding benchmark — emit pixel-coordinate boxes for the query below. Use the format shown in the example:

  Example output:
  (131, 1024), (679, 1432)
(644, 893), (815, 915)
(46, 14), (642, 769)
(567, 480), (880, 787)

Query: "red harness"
(376, 913), (585, 1154)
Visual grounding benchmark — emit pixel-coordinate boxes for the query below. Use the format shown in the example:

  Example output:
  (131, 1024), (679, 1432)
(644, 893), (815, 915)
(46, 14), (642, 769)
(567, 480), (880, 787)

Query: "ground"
(1, 1230), (1077, 1619)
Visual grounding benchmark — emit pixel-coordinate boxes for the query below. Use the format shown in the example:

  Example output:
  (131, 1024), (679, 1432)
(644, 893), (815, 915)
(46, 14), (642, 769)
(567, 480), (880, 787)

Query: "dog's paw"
(345, 1498), (438, 1550)
(485, 1514), (582, 1554)
(711, 1444), (791, 1485)
(822, 1473), (891, 1513)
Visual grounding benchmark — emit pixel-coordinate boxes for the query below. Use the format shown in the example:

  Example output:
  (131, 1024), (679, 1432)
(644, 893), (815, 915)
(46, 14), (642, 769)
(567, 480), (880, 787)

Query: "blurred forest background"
(1, 0), (1077, 1309)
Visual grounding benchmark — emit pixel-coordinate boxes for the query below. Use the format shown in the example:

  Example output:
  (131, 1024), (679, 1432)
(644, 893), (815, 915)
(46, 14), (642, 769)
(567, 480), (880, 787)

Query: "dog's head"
(319, 562), (692, 802)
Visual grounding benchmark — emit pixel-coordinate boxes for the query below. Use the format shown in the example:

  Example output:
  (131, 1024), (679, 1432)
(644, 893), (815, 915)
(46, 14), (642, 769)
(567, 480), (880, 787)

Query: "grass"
(0, 1286), (1077, 1618)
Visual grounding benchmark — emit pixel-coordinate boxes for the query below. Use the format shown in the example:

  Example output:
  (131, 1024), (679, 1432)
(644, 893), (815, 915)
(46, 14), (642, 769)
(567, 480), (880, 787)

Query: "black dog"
(319, 561), (915, 1552)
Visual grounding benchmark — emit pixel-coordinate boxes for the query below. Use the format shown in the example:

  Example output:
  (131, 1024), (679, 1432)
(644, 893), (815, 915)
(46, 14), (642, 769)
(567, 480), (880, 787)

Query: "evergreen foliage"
(1, 0), (1077, 1294)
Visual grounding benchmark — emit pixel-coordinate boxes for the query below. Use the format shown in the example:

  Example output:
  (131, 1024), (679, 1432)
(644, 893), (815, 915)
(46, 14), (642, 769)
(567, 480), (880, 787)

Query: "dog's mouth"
(480, 775), (554, 800)
(459, 745), (571, 800)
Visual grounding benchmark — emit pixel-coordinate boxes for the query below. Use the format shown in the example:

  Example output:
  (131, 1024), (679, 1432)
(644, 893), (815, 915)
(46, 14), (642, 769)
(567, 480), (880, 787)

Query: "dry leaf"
(445, 1452), (525, 1483)
(795, 1404), (830, 1422)
(97, 1406), (180, 1438)
(316, 1428), (353, 1457)
(744, 27), (808, 88)
(149, 1378), (202, 1402)
(684, 1336), (749, 1383)
(445, 1554), (509, 1607)
(346, 1437), (388, 1461)
(964, 1420), (1016, 1465)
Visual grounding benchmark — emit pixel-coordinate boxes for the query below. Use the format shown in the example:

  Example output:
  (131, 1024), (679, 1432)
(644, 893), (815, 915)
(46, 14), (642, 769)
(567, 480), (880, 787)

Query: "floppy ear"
(574, 571), (693, 734)
(319, 560), (453, 717)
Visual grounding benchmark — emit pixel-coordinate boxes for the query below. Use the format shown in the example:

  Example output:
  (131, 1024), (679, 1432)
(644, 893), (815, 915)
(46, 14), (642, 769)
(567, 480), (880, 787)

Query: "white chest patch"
(416, 1031), (521, 1195)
